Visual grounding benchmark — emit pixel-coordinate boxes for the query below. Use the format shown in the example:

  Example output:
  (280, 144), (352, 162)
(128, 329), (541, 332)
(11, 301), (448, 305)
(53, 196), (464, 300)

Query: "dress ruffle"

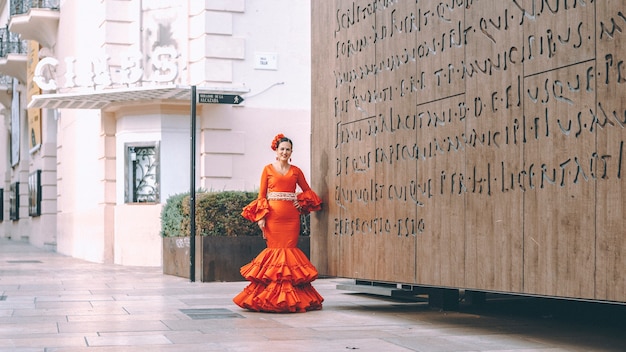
(240, 247), (318, 284)
(241, 198), (269, 222)
(233, 247), (323, 313)
(233, 281), (323, 313)
(297, 190), (322, 214)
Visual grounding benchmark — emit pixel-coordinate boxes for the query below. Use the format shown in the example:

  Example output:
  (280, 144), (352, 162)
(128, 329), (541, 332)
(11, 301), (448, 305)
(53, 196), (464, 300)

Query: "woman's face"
(276, 141), (293, 162)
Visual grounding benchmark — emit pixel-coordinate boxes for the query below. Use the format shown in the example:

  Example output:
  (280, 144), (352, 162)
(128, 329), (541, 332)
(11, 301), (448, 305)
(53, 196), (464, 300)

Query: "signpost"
(189, 87), (197, 282)
(198, 93), (244, 105)
(189, 87), (246, 282)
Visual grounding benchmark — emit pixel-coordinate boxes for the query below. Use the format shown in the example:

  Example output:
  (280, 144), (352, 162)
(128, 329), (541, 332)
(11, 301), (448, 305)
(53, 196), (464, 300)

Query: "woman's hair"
(271, 133), (293, 151)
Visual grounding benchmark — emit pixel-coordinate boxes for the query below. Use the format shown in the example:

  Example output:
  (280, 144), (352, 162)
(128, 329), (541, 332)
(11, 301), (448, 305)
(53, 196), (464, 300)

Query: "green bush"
(159, 192), (188, 237)
(191, 191), (262, 237)
(161, 190), (311, 237)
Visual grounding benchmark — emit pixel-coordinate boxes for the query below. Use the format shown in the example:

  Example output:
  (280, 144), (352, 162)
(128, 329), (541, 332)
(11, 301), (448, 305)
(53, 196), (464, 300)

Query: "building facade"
(0, 0), (312, 266)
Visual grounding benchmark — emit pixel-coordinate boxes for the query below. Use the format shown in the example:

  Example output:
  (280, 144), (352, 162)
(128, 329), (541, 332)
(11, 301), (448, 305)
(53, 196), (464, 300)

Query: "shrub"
(192, 191), (262, 237)
(161, 190), (311, 237)
(159, 192), (187, 237)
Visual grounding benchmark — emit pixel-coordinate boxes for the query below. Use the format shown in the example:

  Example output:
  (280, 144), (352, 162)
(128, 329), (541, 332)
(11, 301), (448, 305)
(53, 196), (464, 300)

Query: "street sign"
(198, 93), (245, 104)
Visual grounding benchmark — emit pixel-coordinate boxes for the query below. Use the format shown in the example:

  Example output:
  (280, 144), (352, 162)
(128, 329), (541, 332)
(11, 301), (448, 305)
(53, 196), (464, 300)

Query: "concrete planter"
(162, 236), (202, 281)
(163, 236), (310, 282)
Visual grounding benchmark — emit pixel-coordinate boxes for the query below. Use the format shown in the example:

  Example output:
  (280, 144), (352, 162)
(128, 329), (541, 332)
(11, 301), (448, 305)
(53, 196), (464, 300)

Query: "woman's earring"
(276, 156), (279, 160)
(289, 158), (292, 162)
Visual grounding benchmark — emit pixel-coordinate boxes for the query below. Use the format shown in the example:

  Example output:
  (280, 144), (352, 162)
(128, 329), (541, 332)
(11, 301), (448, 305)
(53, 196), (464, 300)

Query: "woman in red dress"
(233, 133), (323, 313)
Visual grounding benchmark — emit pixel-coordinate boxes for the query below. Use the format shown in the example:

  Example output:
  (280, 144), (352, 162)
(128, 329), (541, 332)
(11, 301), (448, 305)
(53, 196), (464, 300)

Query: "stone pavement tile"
(245, 308), (358, 328)
(107, 294), (192, 302)
(57, 321), (171, 334)
(0, 336), (88, 350)
(524, 331), (626, 352)
(384, 334), (552, 352)
(216, 337), (416, 352)
(0, 314), (68, 324)
(318, 324), (435, 336)
(89, 299), (188, 313)
(163, 330), (260, 344)
(265, 325), (400, 340)
(10, 307), (128, 317)
(0, 322), (60, 335)
(85, 333), (172, 347)
(1, 285), (66, 294)
(67, 313), (185, 323)
(162, 313), (288, 332)
(0, 300), (35, 310)
(35, 302), (102, 310)
(45, 344), (230, 352)
(34, 294), (116, 303)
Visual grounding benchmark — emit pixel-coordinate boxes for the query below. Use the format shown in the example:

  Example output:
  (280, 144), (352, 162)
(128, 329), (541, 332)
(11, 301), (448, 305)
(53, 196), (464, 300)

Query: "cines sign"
(33, 46), (180, 91)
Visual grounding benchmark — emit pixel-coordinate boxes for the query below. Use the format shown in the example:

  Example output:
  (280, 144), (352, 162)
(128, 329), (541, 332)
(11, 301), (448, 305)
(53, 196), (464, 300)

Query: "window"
(28, 170), (41, 217)
(0, 189), (4, 222)
(126, 143), (160, 203)
(9, 182), (19, 220)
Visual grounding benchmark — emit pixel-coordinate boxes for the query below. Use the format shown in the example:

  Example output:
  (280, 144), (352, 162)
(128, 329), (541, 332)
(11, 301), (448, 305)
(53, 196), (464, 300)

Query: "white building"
(0, 0), (312, 266)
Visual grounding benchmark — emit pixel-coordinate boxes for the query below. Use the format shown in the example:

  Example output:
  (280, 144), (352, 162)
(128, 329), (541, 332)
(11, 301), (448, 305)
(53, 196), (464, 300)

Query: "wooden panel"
(406, 0), (467, 288)
(521, 2), (597, 299)
(463, 1), (524, 292)
(310, 0), (337, 275)
(311, 1), (626, 303)
(522, 63), (597, 299)
(415, 96), (467, 287)
(373, 0), (418, 282)
(333, 5), (379, 280)
(595, 0), (626, 302)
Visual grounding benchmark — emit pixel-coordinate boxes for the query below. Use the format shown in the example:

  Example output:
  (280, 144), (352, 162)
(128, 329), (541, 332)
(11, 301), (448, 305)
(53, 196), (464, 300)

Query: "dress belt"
(267, 192), (297, 201)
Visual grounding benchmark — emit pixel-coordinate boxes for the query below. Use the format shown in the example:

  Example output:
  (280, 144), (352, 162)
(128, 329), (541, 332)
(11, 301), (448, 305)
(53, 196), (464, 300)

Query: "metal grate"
(6, 260), (42, 263)
(180, 308), (244, 320)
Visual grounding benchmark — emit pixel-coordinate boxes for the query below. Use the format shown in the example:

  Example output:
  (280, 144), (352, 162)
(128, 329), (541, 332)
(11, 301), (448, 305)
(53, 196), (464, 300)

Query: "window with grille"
(0, 188), (4, 222)
(9, 182), (19, 220)
(126, 143), (160, 203)
(28, 170), (41, 217)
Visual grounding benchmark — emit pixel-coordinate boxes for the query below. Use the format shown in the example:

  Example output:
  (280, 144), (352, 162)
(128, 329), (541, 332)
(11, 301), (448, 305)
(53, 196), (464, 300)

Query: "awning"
(27, 85), (250, 110)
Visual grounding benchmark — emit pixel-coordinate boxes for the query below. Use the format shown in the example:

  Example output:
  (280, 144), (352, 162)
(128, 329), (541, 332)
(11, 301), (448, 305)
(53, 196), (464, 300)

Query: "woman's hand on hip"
(257, 219), (266, 239)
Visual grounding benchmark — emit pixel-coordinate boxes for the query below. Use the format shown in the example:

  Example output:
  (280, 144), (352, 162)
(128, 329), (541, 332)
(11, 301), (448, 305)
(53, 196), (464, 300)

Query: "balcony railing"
(10, 0), (60, 16)
(0, 26), (27, 57)
(0, 74), (13, 85)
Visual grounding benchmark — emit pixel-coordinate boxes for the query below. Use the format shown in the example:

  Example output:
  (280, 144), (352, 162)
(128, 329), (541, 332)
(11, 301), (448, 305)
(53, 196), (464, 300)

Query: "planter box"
(162, 236), (202, 281)
(163, 236), (310, 282)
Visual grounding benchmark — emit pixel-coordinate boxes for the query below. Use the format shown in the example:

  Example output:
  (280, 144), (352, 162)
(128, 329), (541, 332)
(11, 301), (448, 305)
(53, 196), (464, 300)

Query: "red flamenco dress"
(233, 164), (323, 313)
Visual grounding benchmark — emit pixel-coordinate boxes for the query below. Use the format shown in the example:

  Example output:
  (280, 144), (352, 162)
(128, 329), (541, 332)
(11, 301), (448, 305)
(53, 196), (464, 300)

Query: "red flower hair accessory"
(271, 133), (285, 151)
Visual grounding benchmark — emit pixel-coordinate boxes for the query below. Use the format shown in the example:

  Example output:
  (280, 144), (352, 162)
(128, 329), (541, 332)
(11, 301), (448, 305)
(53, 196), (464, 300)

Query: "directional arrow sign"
(198, 93), (245, 104)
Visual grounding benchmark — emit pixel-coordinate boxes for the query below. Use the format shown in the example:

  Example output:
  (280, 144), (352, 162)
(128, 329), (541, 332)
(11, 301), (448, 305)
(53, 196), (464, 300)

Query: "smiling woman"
(233, 133), (323, 313)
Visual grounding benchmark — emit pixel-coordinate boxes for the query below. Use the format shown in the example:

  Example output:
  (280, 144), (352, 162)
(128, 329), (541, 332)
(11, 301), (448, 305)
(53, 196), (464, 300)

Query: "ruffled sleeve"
(297, 190), (322, 214)
(241, 198), (270, 222)
(241, 165), (271, 222)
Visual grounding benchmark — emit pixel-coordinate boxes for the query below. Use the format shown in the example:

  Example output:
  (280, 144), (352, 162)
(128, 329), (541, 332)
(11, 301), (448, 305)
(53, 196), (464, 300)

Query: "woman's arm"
(295, 166), (312, 192)
(258, 165), (269, 198)
(257, 166), (269, 236)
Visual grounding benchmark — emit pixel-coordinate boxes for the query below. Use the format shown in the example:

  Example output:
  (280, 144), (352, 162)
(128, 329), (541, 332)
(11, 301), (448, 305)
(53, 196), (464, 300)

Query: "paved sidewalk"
(1, 237), (625, 352)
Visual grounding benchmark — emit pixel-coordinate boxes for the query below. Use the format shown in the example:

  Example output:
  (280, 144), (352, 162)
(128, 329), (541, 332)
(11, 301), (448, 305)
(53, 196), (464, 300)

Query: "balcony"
(8, 0), (60, 48)
(0, 27), (28, 83)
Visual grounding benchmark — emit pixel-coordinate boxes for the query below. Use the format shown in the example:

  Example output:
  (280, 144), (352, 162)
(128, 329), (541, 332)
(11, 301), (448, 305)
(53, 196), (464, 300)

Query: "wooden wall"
(311, 0), (626, 303)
